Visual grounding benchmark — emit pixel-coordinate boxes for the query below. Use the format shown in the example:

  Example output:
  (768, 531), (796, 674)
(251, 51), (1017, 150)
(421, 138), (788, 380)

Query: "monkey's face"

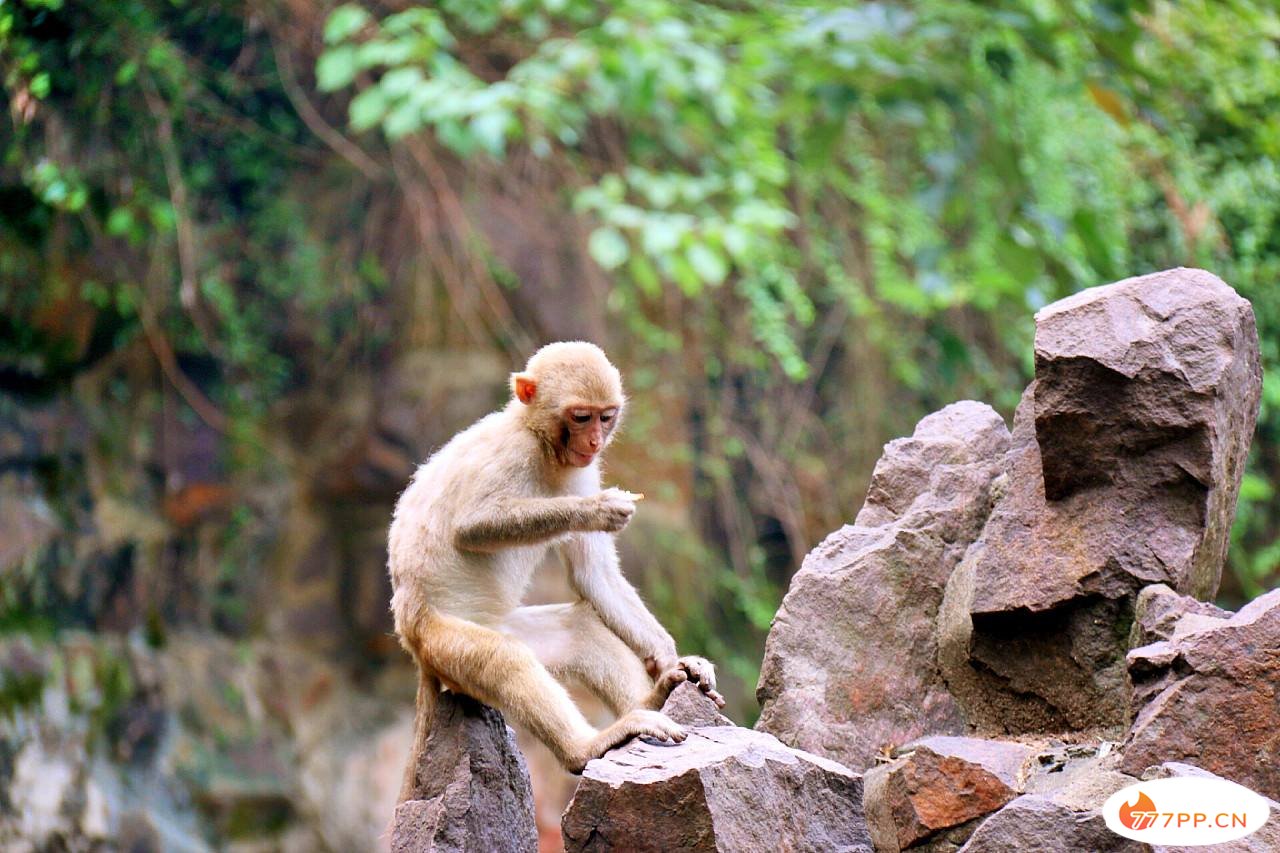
(561, 406), (619, 467)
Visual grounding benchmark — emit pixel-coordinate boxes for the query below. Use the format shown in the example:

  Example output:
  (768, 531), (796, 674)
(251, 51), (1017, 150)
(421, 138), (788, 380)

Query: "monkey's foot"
(570, 710), (686, 773)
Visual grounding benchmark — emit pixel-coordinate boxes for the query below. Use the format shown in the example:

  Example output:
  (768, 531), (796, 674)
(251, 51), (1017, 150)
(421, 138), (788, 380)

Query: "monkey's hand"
(584, 487), (641, 533)
(677, 655), (725, 708)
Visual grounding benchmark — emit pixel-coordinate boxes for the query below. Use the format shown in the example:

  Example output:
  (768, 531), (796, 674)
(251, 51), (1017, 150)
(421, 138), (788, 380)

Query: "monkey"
(388, 341), (722, 795)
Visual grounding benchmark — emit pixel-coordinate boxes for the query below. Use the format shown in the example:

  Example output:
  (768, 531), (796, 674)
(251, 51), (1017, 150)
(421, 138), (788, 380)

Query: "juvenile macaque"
(389, 341), (721, 792)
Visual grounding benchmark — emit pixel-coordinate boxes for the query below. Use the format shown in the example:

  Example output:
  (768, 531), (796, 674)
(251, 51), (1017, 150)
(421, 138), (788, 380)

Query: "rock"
(956, 795), (1144, 853)
(939, 269), (1261, 733)
(393, 691), (537, 853)
(1121, 588), (1280, 799)
(1129, 583), (1230, 648)
(1144, 763), (1280, 853)
(1022, 747), (1135, 813)
(1126, 584), (1231, 708)
(865, 737), (1146, 850)
(562, 692), (871, 852)
(863, 736), (1032, 852)
(757, 401), (1010, 768)
(956, 746), (1279, 852)
(661, 681), (734, 727)
(920, 743), (1147, 852)
(0, 473), (58, 571)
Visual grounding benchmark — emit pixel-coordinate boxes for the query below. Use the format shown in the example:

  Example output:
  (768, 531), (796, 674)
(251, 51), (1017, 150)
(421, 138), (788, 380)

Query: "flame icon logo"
(1120, 791), (1159, 830)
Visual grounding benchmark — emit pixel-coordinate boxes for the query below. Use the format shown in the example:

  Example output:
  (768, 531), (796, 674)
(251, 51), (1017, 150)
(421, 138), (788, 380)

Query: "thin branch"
(138, 300), (229, 434)
(269, 33), (385, 182)
(139, 71), (221, 357)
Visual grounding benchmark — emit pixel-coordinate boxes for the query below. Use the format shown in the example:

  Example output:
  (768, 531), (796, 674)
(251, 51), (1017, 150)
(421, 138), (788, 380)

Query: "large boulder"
(1121, 588), (1280, 799)
(393, 691), (537, 853)
(939, 268), (1261, 732)
(756, 401), (1010, 768)
(562, 686), (871, 852)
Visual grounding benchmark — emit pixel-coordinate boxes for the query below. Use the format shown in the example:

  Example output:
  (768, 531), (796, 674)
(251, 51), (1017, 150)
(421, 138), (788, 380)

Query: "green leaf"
(670, 254), (702, 296)
(470, 110), (511, 157)
(349, 88), (388, 131)
(641, 219), (681, 254)
(106, 208), (134, 237)
(380, 67), (424, 97)
(316, 47), (357, 92)
(383, 102), (423, 139)
(628, 255), (661, 298)
(115, 60), (138, 86)
(588, 227), (630, 270)
(324, 5), (371, 44)
(687, 242), (728, 285)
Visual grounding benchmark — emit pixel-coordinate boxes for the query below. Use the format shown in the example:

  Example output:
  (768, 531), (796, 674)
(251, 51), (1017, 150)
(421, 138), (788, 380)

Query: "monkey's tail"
(398, 659), (440, 804)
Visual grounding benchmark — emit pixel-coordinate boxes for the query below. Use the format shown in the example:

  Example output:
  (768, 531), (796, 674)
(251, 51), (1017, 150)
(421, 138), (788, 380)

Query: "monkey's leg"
(501, 601), (686, 715)
(414, 608), (685, 773)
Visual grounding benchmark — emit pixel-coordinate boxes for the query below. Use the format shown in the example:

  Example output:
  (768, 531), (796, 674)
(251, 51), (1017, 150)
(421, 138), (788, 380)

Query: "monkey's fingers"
(702, 686), (727, 708)
(659, 668), (688, 689)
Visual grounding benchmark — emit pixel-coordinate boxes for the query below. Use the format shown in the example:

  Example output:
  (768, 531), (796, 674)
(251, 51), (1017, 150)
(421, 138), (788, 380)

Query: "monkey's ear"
(512, 373), (537, 405)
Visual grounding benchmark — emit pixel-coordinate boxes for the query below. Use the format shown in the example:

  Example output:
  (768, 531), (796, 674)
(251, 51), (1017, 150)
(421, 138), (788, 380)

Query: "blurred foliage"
(318, 0), (1280, 603)
(2, 0), (1280, 726)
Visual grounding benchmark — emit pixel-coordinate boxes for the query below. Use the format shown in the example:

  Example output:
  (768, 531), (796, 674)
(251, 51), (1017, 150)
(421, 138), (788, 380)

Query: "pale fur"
(388, 342), (713, 792)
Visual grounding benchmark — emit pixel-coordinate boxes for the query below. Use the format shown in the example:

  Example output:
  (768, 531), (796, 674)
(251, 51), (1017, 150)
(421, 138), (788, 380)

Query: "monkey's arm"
(454, 497), (589, 551)
(559, 533), (678, 672)
(454, 492), (630, 552)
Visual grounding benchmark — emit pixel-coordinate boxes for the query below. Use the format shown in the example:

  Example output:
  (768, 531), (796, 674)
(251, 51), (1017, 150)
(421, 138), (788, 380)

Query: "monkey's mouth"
(567, 448), (595, 467)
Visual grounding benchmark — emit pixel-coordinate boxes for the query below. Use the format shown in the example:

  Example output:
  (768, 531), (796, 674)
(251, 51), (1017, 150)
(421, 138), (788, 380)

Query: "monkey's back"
(387, 409), (549, 627)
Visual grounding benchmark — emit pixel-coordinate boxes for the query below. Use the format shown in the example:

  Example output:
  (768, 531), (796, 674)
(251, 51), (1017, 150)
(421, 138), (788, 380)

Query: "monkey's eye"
(570, 412), (592, 424)
(600, 409), (617, 423)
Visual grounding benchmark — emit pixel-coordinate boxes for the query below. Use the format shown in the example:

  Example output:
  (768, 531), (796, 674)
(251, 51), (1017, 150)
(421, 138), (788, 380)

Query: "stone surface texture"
(939, 750), (1280, 852)
(662, 681), (735, 728)
(1121, 588), (1280, 799)
(561, 688), (871, 852)
(939, 268), (1261, 733)
(393, 691), (537, 853)
(756, 401), (1010, 768)
(863, 736), (1033, 852)
(956, 794), (1145, 853)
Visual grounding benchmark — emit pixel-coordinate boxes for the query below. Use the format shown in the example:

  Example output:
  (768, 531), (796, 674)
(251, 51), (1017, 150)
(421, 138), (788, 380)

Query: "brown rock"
(863, 737), (1032, 851)
(1130, 583), (1230, 648)
(939, 268), (1261, 733)
(562, 695), (870, 852)
(956, 795), (1145, 852)
(956, 751), (1145, 853)
(393, 691), (537, 853)
(661, 681), (734, 727)
(757, 402), (1010, 768)
(1121, 588), (1280, 799)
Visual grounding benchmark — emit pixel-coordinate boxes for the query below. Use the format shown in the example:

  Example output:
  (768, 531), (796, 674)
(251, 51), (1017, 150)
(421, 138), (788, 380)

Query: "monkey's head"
(511, 341), (625, 468)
